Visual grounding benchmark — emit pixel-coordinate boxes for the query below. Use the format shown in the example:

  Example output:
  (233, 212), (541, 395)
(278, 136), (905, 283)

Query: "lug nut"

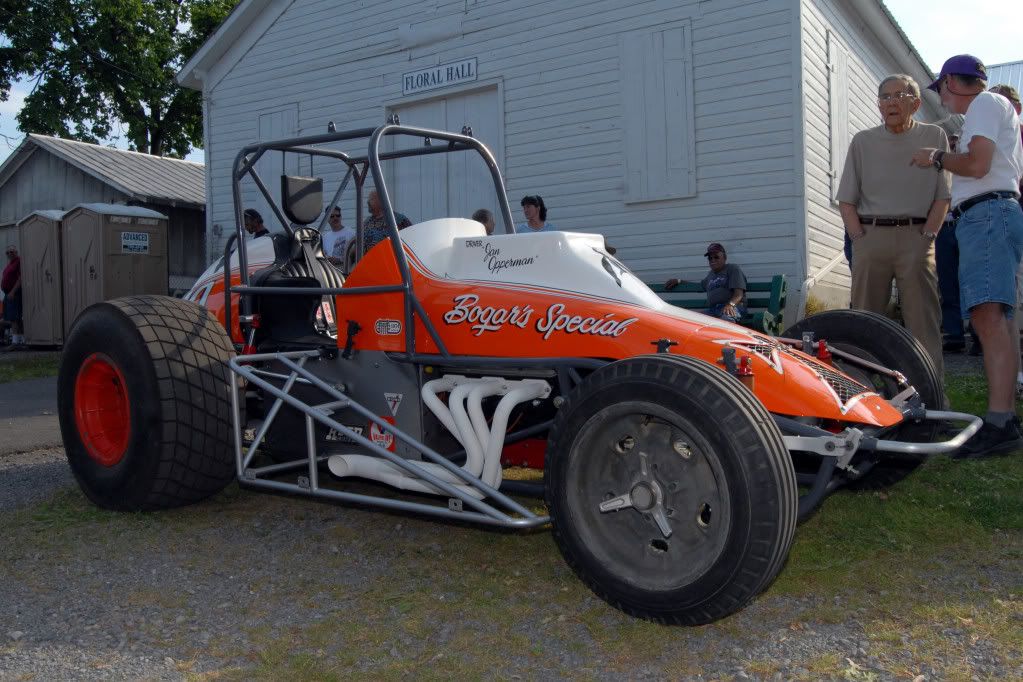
(673, 440), (692, 459)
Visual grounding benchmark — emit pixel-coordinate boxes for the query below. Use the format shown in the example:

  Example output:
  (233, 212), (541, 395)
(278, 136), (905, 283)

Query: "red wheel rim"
(74, 353), (131, 467)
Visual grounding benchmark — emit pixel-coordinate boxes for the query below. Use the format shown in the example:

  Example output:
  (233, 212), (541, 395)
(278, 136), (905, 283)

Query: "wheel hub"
(73, 353), (131, 467)
(629, 482), (656, 510)
(598, 451), (674, 538)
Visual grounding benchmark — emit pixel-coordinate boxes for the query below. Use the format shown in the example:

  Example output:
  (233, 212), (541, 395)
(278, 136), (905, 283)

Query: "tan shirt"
(837, 122), (951, 217)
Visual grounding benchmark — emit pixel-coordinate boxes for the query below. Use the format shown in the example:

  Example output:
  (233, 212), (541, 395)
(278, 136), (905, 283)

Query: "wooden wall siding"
(138, 203), (208, 279)
(203, 0), (801, 285)
(799, 0), (926, 291)
(0, 151), (125, 226)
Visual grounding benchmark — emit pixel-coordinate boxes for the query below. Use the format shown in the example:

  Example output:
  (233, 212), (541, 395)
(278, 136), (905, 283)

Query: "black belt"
(858, 216), (927, 227)
(953, 190), (1021, 217)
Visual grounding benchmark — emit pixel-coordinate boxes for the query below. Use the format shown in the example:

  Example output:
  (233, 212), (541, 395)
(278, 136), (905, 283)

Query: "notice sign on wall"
(402, 58), (477, 95)
(121, 231), (150, 254)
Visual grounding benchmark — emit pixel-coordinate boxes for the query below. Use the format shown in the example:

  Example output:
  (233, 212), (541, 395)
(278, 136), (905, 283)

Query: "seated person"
(664, 242), (747, 322)
(472, 208), (496, 235)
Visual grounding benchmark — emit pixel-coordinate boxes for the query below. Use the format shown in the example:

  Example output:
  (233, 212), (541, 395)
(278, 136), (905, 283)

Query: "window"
(621, 22), (696, 203)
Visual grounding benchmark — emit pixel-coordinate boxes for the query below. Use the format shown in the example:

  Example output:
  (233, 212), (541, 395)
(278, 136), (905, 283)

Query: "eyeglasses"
(329, 213), (341, 219)
(878, 92), (915, 102)
(707, 254), (724, 261)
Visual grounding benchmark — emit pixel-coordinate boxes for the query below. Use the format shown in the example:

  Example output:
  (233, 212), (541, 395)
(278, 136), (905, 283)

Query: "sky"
(0, 0), (1020, 167)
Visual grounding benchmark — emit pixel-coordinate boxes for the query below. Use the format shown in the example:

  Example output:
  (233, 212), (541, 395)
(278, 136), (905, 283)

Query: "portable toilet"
(62, 203), (169, 327)
(17, 210), (66, 346)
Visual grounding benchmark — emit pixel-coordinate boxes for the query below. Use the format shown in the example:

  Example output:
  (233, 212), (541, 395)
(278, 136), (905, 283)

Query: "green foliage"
(0, 0), (234, 157)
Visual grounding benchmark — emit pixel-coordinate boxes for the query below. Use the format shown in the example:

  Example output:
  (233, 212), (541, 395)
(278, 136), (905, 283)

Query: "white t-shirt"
(320, 225), (355, 260)
(953, 91), (1023, 207)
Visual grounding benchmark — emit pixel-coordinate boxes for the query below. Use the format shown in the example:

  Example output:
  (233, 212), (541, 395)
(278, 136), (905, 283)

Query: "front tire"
(545, 355), (797, 625)
(58, 296), (237, 510)
(781, 309), (943, 489)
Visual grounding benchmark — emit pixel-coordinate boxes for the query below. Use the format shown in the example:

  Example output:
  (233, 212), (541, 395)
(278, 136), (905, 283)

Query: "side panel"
(62, 213), (103, 328)
(20, 217), (64, 345)
(102, 218), (169, 300)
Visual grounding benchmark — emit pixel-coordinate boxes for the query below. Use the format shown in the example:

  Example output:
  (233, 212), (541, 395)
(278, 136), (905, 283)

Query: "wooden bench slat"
(643, 274), (787, 335)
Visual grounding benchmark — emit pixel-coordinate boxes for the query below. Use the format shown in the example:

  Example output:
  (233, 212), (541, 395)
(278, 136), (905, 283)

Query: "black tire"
(781, 309), (943, 489)
(58, 296), (237, 511)
(545, 355), (798, 625)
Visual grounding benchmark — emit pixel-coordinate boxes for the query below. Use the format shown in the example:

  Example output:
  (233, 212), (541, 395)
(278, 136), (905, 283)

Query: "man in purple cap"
(911, 55), (1023, 458)
(664, 242), (747, 322)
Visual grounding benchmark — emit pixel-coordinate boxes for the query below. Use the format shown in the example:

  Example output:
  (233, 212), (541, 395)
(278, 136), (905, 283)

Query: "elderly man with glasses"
(1, 245), (24, 348)
(837, 73), (951, 385)
(664, 242), (747, 322)
(910, 55), (1023, 458)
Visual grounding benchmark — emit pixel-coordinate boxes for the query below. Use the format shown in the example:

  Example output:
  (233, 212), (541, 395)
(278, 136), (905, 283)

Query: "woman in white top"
(517, 195), (556, 232)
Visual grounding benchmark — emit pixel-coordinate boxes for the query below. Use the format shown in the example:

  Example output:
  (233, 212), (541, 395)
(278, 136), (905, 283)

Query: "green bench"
(644, 274), (788, 336)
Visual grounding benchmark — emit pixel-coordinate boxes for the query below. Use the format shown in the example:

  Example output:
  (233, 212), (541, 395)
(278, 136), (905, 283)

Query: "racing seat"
(250, 227), (345, 350)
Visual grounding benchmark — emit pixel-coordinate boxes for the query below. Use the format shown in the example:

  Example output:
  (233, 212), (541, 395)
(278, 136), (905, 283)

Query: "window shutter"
(621, 21), (696, 203)
(827, 30), (850, 203)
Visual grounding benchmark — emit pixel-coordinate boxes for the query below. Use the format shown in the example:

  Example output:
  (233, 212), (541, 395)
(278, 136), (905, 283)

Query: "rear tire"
(58, 296), (237, 510)
(781, 309), (942, 489)
(545, 355), (797, 625)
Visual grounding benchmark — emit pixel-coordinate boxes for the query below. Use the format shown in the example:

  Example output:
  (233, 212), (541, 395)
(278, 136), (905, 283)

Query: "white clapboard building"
(178, 0), (944, 317)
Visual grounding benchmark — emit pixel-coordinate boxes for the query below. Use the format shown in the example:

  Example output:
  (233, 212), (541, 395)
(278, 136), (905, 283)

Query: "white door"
(388, 86), (504, 227)
(387, 98), (448, 225)
(252, 104), (299, 232)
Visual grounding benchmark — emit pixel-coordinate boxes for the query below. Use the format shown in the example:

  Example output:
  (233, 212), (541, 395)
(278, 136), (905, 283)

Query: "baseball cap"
(704, 242), (726, 257)
(243, 208), (263, 222)
(927, 54), (987, 92)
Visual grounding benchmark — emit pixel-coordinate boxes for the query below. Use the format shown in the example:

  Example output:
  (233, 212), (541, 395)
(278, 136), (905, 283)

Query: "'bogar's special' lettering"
(535, 303), (638, 341)
(442, 295), (638, 341)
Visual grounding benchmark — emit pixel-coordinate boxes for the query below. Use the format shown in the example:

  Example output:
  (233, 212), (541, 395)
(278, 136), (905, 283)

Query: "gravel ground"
(0, 349), (1018, 681)
(0, 447), (71, 512)
(1, 448), (1020, 681)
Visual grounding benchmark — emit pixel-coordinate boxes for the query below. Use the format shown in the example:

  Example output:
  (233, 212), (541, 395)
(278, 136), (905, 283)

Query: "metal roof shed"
(18, 209), (66, 345)
(0, 135), (206, 293)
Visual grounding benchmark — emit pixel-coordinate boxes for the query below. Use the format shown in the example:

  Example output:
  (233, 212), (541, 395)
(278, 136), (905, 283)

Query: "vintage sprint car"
(57, 125), (980, 625)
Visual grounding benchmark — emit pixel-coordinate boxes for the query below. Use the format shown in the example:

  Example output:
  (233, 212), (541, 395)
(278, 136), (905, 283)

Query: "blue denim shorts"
(707, 303), (746, 322)
(956, 197), (1023, 319)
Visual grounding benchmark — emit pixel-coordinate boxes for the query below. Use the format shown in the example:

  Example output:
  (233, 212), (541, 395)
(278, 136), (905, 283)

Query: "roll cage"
(226, 123), (520, 354)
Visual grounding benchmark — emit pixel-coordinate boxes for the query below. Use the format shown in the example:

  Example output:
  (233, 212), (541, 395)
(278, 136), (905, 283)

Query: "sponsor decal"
(593, 247), (626, 287)
(466, 239), (483, 248)
(120, 231), (150, 254)
(369, 417), (396, 452)
(326, 425), (364, 444)
(384, 392), (403, 416)
(374, 319), (402, 335)
(442, 294), (639, 341)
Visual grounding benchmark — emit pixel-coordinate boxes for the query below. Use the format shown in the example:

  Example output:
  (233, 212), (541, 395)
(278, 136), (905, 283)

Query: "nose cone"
(680, 326), (905, 427)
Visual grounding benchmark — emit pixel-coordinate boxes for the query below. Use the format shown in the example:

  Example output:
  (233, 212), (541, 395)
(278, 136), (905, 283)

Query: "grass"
(1, 369), (1021, 680)
(0, 352), (61, 383)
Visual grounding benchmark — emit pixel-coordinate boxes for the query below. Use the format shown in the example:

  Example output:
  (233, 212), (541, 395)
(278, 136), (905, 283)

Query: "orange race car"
(57, 125), (980, 625)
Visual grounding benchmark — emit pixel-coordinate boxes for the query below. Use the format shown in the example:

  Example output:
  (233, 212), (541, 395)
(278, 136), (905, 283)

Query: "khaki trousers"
(851, 224), (945, 381)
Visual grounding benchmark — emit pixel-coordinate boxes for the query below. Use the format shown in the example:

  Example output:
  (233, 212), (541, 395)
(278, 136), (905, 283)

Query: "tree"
(0, 0), (235, 157)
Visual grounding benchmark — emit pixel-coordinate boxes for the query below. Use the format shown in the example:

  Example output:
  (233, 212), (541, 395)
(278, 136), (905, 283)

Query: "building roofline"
(1, 135), (205, 210)
(177, 0), (279, 90)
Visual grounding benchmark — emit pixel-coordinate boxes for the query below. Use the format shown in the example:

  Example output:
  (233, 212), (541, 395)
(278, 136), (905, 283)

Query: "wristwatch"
(920, 227), (937, 241)
(933, 150), (946, 172)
